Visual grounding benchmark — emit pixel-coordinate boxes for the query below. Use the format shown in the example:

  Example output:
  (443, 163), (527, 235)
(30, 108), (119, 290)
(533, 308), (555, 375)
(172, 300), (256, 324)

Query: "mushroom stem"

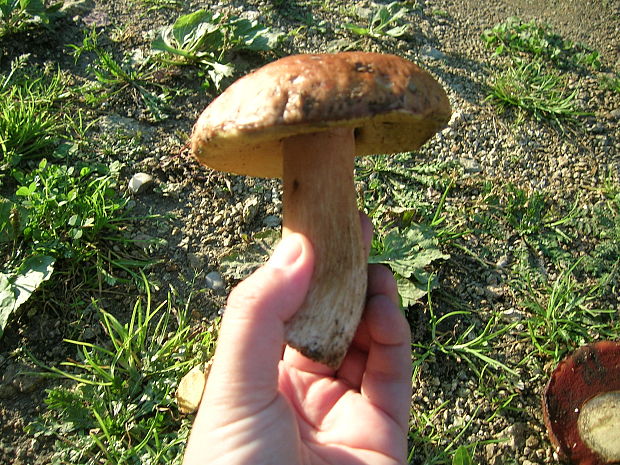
(282, 128), (367, 369)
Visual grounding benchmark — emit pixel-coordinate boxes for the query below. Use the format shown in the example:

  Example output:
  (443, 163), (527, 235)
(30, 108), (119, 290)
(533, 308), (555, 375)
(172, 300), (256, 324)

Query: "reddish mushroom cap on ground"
(542, 340), (620, 465)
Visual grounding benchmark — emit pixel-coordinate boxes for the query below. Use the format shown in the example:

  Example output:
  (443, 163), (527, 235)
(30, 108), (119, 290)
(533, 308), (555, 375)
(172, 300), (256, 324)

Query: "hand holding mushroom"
(183, 229), (413, 465)
(191, 52), (450, 368)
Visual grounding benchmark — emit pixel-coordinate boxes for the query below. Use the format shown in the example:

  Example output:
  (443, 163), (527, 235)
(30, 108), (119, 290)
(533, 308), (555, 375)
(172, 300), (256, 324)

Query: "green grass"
(0, 155), (147, 336)
(0, 60), (154, 338)
(27, 278), (216, 465)
(70, 28), (172, 121)
(482, 17), (604, 127)
(0, 59), (67, 170)
(487, 60), (588, 126)
(482, 16), (601, 70)
(413, 287), (517, 378)
(522, 260), (619, 362)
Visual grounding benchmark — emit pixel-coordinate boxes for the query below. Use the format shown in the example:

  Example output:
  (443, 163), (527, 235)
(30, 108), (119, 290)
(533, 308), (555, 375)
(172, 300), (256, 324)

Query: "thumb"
(206, 233), (314, 399)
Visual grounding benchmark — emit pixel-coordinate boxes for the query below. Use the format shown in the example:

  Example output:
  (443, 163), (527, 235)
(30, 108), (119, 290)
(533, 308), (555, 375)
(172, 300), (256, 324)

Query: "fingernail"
(268, 234), (303, 269)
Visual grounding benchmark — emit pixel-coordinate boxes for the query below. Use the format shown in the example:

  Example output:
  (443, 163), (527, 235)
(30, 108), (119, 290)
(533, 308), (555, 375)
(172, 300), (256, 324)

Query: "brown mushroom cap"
(191, 52), (451, 178)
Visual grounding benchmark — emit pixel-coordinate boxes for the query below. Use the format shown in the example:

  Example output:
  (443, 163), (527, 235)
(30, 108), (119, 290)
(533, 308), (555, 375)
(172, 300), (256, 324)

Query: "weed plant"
(487, 60), (586, 126)
(70, 29), (171, 121)
(0, 60), (67, 171)
(152, 9), (283, 90)
(0, 156), (139, 335)
(522, 260), (619, 362)
(482, 17), (601, 70)
(0, 0), (62, 37)
(11, 159), (127, 261)
(344, 1), (411, 40)
(572, 191), (620, 285)
(28, 280), (216, 465)
(600, 72), (620, 94)
(482, 17), (600, 126)
(413, 285), (517, 378)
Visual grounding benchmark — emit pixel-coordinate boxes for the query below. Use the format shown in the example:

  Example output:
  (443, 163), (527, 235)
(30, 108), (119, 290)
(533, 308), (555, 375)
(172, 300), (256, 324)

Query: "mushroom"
(543, 341), (620, 465)
(191, 52), (451, 368)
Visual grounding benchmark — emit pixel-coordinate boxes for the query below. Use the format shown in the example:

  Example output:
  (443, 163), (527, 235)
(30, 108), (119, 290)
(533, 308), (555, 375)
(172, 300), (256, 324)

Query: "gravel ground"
(0, 0), (619, 463)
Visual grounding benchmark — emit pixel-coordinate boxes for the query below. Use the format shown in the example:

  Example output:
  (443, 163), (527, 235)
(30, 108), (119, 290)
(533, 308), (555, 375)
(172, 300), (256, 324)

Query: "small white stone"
(206, 271), (225, 291)
(128, 173), (154, 194)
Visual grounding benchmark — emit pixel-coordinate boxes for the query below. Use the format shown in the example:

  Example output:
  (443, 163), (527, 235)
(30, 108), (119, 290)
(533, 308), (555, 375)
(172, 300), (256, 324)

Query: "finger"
(334, 321), (370, 388)
(367, 264), (400, 307)
(206, 233), (314, 401)
(361, 293), (412, 431)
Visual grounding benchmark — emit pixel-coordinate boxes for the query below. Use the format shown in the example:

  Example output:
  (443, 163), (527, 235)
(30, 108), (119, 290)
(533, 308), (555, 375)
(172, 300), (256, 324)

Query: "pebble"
(242, 196), (260, 224)
(0, 363), (44, 397)
(526, 435), (540, 448)
(421, 45), (445, 60)
(0, 383), (16, 399)
(502, 422), (528, 450)
(128, 173), (154, 194)
(262, 215), (281, 227)
(205, 271), (225, 291)
(459, 157), (482, 173)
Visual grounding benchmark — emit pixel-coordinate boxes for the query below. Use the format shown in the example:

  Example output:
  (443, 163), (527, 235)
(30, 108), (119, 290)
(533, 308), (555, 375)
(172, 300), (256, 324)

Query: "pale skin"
(183, 216), (412, 465)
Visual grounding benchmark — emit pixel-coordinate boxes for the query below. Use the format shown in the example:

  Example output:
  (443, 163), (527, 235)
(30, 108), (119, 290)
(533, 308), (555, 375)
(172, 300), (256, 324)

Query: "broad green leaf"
(372, 7), (387, 26)
(152, 32), (191, 58)
(396, 276), (428, 307)
(369, 226), (449, 278)
(229, 19), (282, 51)
(13, 255), (55, 308)
(15, 185), (31, 196)
(386, 24), (408, 38)
(23, 0), (46, 18)
(0, 255), (55, 338)
(0, 274), (16, 338)
(206, 60), (235, 90)
(172, 9), (212, 47)
(370, 225), (449, 306)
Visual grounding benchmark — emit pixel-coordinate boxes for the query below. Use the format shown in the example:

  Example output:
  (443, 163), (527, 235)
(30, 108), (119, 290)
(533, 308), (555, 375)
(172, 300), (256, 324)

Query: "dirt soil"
(0, 0), (619, 464)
